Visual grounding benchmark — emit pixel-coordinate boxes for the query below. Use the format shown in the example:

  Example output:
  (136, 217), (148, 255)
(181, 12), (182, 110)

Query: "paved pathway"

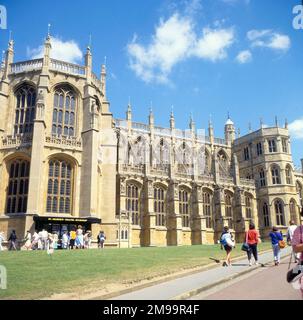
(111, 248), (292, 300)
(191, 255), (301, 300)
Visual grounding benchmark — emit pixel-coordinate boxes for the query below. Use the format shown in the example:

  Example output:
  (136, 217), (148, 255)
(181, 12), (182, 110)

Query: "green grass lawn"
(0, 242), (272, 300)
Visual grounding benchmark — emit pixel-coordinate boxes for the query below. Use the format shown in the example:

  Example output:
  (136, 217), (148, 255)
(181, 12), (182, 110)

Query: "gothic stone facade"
(0, 38), (302, 248)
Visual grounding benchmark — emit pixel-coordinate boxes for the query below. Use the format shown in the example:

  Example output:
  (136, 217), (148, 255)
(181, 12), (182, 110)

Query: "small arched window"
(245, 195), (253, 219)
(225, 191), (233, 218)
(274, 200), (285, 226)
(52, 86), (76, 137)
(271, 165), (281, 185)
(296, 181), (303, 207)
(285, 165), (292, 185)
(179, 188), (190, 228)
(259, 168), (266, 187)
(154, 186), (166, 226)
(126, 183), (140, 225)
(6, 159), (30, 214)
(14, 85), (36, 135)
(47, 159), (73, 214)
(203, 190), (213, 228)
(263, 203), (270, 227)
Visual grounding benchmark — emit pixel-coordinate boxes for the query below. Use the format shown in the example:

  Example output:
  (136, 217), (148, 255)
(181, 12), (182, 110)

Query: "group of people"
(0, 227), (106, 251)
(220, 220), (303, 267)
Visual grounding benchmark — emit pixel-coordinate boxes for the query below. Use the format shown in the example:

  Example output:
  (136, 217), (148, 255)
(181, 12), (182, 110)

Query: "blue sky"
(0, 0), (302, 165)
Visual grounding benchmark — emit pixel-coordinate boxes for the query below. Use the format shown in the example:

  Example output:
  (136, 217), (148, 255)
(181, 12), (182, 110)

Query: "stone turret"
(225, 114), (236, 145)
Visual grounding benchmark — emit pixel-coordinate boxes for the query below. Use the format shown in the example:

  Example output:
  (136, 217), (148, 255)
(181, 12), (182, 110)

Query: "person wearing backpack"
(269, 226), (284, 266)
(220, 226), (235, 267)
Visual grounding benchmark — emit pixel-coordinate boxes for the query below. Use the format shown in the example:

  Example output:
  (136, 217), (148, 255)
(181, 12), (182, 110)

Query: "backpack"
(220, 233), (227, 246)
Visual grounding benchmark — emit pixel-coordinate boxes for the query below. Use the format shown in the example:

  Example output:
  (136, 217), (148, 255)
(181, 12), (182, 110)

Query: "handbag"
(279, 240), (286, 249)
(287, 226), (303, 283)
(241, 231), (250, 252)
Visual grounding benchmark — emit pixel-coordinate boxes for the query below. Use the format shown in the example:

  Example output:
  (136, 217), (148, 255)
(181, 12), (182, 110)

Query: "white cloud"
(289, 118), (303, 139)
(193, 27), (235, 61)
(127, 13), (235, 84)
(247, 29), (291, 51)
(236, 50), (252, 64)
(27, 37), (83, 64)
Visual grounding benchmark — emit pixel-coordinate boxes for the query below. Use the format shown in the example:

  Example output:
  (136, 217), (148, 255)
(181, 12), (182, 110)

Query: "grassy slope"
(0, 242), (272, 299)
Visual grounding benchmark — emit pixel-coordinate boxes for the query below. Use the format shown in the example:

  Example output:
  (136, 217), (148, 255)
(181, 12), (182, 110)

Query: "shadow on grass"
(209, 257), (221, 264)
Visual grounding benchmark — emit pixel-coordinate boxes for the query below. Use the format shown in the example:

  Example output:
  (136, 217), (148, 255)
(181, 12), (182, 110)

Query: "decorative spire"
(189, 112), (195, 131)
(260, 117), (264, 128)
(149, 104), (154, 126)
(285, 118), (288, 129)
(238, 128), (241, 138)
(47, 23), (51, 38)
(208, 114), (213, 128)
(101, 59), (107, 98)
(275, 116), (278, 127)
(126, 99), (132, 121)
(248, 122), (252, 133)
(170, 105), (175, 129)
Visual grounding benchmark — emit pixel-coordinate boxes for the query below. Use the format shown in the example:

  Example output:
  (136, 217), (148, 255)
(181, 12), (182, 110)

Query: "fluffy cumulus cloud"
(236, 50), (252, 64)
(127, 13), (235, 84)
(247, 29), (291, 51)
(289, 118), (303, 139)
(27, 37), (83, 64)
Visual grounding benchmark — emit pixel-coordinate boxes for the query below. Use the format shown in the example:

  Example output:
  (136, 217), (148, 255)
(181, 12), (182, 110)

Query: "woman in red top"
(245, 222), (260, 266)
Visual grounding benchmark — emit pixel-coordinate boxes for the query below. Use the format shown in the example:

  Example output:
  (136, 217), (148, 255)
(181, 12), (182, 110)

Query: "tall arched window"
(245, 195), (253, 219)
(225, 191), (233, 218)
(275, 200), (285, 226)
(52, 86), (76, 137)
(6, 159), (30, 214)
(14, 85), (36, 135)
(218, 150), (229, 177)
(263, 202), (270, 227)
(179, 188), (190, 228)
(289, 200), (298, 224)
(203, 190), (213, 228)
(271, 165), (281, 185)
(126, 183), (140, 225)
(259, 168), (266, 187)
(285, 165), (292, 185)
(154, 186), (166, 226)
(47, 159), (73, 213)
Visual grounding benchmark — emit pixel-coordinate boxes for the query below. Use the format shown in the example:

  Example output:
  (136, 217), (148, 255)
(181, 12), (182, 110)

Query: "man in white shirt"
(41, 229), (48, 250)
(287, 220), (299, 262)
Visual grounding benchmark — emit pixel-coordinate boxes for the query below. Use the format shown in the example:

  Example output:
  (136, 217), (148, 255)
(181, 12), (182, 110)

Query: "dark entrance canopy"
(33, 215), (101, 225)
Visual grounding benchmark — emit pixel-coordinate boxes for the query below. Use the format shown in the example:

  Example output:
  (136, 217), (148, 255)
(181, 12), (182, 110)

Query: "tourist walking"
(23, 231), (32, 250)
(69, 228), (76, 249)
(61, 231), (69, 249)
(245, 222), (260, 266)
(41, 229), (48, 250)
(75, 225), (84, 249)
(269, 226), (284, 266)
(0, 231), (4, 251)
(31, 231), (39, 250)
(98, 231), (106, 249)
(220, 226), (235, 267)
(53, 232), (58, 250)
(292, 222), (303, 298)
(287, 220), (299, 263)
(8, 230), (17, 250)
(84, 230), (92, 249)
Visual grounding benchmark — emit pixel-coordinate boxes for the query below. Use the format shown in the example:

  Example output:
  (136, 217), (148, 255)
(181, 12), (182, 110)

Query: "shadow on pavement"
(209, 257), (221, 264)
